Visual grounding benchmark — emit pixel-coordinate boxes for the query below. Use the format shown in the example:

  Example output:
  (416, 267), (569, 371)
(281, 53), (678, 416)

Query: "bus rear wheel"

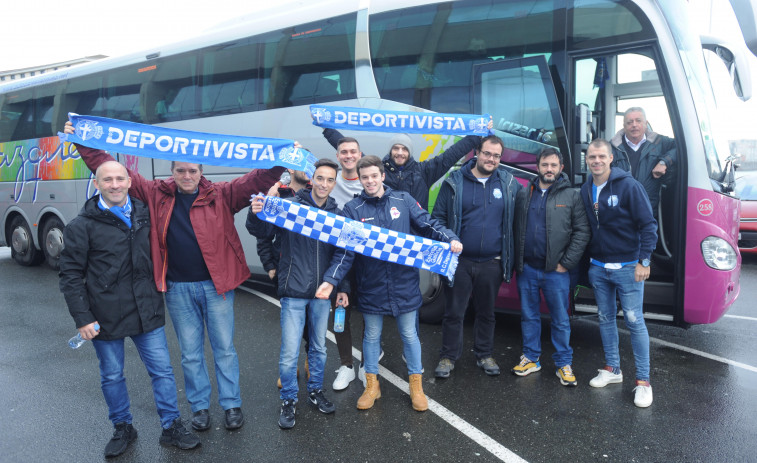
(10, 216), (44, 267)
(42, 217), (65, 270)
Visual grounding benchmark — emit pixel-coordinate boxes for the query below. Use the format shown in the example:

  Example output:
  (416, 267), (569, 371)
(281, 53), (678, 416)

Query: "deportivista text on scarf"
(310, 105), (491, 136)
(254, 194), (458, 280)
(59, 113), (318, 177)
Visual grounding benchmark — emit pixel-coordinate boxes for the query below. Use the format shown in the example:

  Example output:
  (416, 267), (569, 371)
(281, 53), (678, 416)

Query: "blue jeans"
(588, 264), (650, 380)
(165, 280), (241, 411)
(363, 311), (422, 375)
(517, 264), (573, 366)
(92, 326), (180, 428)
(279, 297), (330, 401)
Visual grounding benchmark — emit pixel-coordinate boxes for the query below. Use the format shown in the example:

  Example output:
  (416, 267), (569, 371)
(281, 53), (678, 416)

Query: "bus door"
(472, 55), (570, 313)
(571, 51), (682, 323)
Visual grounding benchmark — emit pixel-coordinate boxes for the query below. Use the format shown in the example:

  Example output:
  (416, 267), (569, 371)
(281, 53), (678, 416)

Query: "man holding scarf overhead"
(64, 121), (284, 432)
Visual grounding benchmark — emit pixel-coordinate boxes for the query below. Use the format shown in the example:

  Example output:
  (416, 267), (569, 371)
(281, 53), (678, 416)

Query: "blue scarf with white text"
(59, 113), (318, 178)
(310, 105), (491, 136)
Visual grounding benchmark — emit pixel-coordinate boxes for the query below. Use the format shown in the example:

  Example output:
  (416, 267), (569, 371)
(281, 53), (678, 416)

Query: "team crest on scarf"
(75, 119), (104, 141)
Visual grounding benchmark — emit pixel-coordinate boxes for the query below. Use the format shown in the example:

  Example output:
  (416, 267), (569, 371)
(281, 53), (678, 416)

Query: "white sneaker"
(332, 365), (355, 391)
(633, 382), (653, 408)
(589, 367), (623, 388)
(358, 350), (385, 387)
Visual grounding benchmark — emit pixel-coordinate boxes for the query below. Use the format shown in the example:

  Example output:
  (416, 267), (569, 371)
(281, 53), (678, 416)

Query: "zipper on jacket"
(159, 197), (176, 292)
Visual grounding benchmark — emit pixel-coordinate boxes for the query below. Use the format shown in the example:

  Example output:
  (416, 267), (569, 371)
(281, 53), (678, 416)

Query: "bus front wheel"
(419, 270), (446, 325)
(9, 216), (44, 267)
(42, 217), (65, 270)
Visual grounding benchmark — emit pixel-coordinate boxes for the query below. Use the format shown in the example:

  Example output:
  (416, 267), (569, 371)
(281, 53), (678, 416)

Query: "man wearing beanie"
(321, 119), (491, 210)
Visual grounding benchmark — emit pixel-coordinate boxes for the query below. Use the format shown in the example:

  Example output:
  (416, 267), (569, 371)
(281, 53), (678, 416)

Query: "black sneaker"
(104, 422), (137, 458)
(159, 418), (201, 450)
(279, 399), (296, 429)
(308, 389), (336, 414)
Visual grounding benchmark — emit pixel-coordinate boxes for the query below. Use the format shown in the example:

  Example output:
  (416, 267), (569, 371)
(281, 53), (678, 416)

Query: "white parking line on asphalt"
(238, 286), (528, 463)
(723, 314), (757, 322)
(574, 318), (757, 374)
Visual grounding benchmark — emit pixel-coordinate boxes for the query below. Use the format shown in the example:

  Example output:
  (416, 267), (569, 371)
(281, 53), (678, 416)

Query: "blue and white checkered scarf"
(254, 195), (458, 280)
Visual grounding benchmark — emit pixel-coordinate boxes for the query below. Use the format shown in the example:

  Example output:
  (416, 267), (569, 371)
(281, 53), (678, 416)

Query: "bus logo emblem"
(697, 198), (714, 216)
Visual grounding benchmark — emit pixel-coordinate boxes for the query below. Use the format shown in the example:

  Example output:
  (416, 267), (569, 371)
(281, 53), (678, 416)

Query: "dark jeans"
(439, 257), (503, 361)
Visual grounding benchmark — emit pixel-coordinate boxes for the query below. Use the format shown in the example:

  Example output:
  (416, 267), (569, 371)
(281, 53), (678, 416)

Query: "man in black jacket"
(248, 158), (344, 429)
(321, 124), (488, 210)
(511, 148), (590, 386)
(59, 161), (200, 458)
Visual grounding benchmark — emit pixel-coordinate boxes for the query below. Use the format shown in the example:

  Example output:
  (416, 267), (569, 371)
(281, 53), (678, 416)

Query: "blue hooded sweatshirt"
(580, 168), (657, 264)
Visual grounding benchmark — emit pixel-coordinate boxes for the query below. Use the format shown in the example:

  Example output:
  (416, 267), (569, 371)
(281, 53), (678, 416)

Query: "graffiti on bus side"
(0, 137), (93, 203)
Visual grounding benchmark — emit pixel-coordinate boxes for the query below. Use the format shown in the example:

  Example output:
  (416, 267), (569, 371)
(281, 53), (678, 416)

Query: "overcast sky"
(3, 0), (755, 141)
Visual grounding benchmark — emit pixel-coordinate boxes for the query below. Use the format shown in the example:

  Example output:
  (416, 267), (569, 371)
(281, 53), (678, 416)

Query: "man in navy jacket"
(580, 139), (657, 408)
(316, 155), (462, 412)
(431, 135), (521, 379)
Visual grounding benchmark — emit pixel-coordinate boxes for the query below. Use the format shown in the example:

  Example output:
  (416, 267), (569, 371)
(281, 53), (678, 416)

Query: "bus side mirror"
(729, 0), (757, 57)
(701, 34), (753, 101)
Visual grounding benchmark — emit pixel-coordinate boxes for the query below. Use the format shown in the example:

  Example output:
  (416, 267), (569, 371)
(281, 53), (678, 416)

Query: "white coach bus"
(1, 0), (753, 326)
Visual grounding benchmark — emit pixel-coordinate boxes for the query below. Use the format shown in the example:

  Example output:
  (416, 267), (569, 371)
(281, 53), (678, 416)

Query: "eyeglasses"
(479, 150), (502, 160)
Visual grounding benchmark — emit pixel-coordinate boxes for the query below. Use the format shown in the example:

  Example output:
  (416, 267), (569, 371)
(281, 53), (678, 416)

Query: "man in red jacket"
(64, 121), (284, 432)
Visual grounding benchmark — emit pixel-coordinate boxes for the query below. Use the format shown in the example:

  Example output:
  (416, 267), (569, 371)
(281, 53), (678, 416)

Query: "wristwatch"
(639, 258), (651, 267)
(658, 160), (666, 166)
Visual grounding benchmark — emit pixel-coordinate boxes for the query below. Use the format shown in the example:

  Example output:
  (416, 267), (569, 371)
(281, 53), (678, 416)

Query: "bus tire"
(419, 274), (446, 325)
(9, 216), (44, 267)
(42, 217), (65, 270)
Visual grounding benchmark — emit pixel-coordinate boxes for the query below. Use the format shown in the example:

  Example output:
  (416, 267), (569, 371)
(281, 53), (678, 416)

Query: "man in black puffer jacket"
(512, 148), (590, 386)
(248, 159), (346, 429)
(59, 161), (199, 458)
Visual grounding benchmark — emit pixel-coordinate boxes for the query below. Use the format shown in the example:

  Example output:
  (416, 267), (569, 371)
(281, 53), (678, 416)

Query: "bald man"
(59, 161), (200, 457)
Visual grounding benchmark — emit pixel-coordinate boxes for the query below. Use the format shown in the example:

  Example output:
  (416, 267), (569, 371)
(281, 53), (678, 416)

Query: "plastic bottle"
(333, 306), (345, 333)
(68, 323), (100, 349)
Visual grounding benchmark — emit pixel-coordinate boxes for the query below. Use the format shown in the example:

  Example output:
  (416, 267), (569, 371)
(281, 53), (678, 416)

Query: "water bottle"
(68, 323), (100, 349)
(333, 306), (345, 333)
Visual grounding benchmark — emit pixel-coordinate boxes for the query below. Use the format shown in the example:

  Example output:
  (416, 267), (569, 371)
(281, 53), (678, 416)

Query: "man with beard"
(431, 136), (522, 378)
(511, 148), (590, 386)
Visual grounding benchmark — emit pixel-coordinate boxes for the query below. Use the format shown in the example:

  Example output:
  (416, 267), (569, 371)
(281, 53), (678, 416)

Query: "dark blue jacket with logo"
(322, 187), (459, 316)
(580, 168), (658, 263)
(432, 158), (521, 284)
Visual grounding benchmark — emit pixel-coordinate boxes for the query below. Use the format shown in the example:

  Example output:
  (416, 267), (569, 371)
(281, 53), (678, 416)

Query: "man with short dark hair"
(64, 120), (284, 432)
(432, 135), (521, 378)
(249, 158), (343, 429)
(581, 138), (657, 408)
(59, 161), (200, 458)
(316, 155), (462, 412)
(512, 148), (590, 386)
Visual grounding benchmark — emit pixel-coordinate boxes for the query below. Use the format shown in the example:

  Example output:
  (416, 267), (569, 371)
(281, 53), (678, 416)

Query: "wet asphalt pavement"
(1, 247), (756, 463)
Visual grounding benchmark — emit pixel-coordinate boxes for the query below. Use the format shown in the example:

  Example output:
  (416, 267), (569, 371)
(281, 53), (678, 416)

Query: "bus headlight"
(701, 236), (738, 270)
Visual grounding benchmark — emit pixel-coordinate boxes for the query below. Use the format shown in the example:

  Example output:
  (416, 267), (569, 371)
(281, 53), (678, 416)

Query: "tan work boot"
(357, 373), (381, 409)
(409, 374), (428, 411)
